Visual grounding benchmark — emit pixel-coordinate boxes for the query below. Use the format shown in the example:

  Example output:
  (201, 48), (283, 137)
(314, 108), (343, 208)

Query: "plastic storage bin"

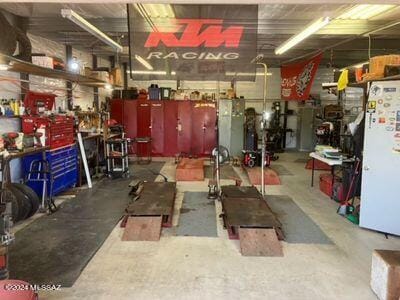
(148, 86), (160, 100)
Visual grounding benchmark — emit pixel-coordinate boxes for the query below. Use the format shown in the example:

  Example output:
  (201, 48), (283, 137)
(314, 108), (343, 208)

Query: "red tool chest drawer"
(22, 115), (75, 149)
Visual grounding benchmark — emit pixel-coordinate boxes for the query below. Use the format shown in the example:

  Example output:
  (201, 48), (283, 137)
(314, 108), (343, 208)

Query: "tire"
(248, 159), (256, 168)
(4, 188), (21, 223)
(12, 183), (40, 218)
(0, 268), (9, 280)
(0, 183), (20, 222)
(8, 185), (31, 221)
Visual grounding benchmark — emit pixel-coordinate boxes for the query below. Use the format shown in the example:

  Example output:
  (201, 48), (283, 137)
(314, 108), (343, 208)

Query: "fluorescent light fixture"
(70, 61), (79, 71)
(340, 61), (369, 71)
(134, 4), (175, 19)
(322, 83), (338, 88)
(128, 70), (176, 75)
(337, 5), (396, 20)
(263, 111), (271, 121)
(61, 9), (123, 52)
(351, 61), (369, 69)
(135, 55), (153, 70)
(0, 64), (10, 71)
(146, 4), (159, 18)
(69, 57), (80, 72)
(226, 72), (272, 76)
(166, 5), (175, 18)
(275, 17), (330, 55)
(133, 4), (159, 33)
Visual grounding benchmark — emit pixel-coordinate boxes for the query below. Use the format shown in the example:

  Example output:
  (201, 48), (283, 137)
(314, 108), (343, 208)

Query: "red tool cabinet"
(163, 101), (179, 156)
(191, 101), (217, 156)
(22, 115), (75, 149)
(123, 100), (138, 140)
(162, 101), (192, 156)
(136, 100), (151, 156)
(151, 101), (164, 156)
(110, 99), (124, 124)
(110, 99), (216, 157)
(137, 100), (151, 137)
(177, 101), (192, 155)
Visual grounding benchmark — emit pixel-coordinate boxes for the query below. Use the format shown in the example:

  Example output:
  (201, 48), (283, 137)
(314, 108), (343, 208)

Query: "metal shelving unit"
(1, 53), (122, 89)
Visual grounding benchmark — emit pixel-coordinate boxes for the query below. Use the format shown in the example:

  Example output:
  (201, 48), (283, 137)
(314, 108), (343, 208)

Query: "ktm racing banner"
(128, 4), (258, 80)
(281, 53), (323, 101)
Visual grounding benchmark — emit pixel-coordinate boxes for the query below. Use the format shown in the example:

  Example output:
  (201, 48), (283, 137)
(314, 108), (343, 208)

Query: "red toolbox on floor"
(319, 173), (344, 201)
(22, 115), (74, 149)
(319, 173), (334, 198)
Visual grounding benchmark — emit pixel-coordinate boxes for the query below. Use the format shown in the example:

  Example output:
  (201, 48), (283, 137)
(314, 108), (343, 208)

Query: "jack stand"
(207, 179), (218, 199)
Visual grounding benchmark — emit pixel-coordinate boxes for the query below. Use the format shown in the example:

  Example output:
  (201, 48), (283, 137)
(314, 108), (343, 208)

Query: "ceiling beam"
(7, 0), (400, 4)
(29, 17), (400, 37)
(282, 18), (400, 64)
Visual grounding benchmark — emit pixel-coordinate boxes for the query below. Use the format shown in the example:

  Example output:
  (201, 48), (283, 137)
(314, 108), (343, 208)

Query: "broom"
(337, 158), (361, 216)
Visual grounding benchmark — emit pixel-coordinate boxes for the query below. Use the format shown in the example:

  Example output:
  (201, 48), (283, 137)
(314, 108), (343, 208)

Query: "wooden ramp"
(239, 228), (283, 257)
(122, 182), (176, 241)
(176, 158), (204, 181)
(245, 167), (281, 185)
(122, 216), (162, 241)
(221, 186), (284, 256)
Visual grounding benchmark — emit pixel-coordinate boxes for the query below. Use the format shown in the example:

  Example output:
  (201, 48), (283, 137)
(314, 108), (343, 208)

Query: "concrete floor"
(38, 151), (400, 300)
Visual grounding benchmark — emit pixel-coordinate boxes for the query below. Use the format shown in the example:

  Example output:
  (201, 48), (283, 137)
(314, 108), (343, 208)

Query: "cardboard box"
(110, 68), (122, 87)
(85, 68), (110, 83)
(371, 250), (400, 300)
(32, 56), (54, 69)
(370, 55), (400, 77)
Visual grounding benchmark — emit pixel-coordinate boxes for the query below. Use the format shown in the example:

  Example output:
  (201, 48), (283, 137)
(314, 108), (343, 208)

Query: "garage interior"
(0, 1), (400, 299)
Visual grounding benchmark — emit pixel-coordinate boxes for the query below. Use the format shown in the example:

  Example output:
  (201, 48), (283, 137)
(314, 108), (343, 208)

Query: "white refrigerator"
(360, 80), (400, 236)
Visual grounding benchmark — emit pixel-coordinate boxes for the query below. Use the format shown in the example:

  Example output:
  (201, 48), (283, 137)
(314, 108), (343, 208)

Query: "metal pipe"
(216, 79), (221, 195)
(257, 62), (268, 197)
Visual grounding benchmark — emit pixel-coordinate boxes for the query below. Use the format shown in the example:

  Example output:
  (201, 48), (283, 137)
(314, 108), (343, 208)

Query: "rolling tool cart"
(106, 138), (129, 178)
(22, 144), (79, 205)
(25, 159), (56, 212)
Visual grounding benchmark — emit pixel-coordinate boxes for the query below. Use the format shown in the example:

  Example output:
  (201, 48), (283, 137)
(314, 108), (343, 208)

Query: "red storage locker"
(137, 100), (151, 156)
(163, 101), (178, 156)
(177, 101), (192, 155)
(110, 99), (124, 124)
(137, 100), (151, 137)
(150, 101), (164, 156)
(123, 100), (137, 139)
(203, 103), (217, 155)
(191, 101), (217, 156)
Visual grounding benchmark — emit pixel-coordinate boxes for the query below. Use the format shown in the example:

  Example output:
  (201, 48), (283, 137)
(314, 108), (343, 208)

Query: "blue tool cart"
(22, 144), (78, 198)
